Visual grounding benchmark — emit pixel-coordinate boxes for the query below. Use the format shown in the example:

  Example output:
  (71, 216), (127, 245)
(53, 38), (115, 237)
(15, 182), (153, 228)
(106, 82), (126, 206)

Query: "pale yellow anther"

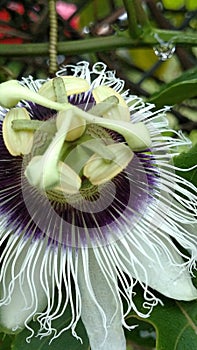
(83, 143), (134, 185)
(3, 108), (33, 156)
(38, 76), (90, 102)
(92, 85), (130, 121)
(54, 161), (81, 194)
(56, 109), (86, 141)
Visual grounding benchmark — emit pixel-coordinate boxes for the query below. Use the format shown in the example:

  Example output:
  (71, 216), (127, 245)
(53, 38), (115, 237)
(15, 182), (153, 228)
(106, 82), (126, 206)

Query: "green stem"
(123, 0), (151, 39)
(0, 29), (196, 57)
(122, 0), (141, 39)
(133, 0), (150, 28)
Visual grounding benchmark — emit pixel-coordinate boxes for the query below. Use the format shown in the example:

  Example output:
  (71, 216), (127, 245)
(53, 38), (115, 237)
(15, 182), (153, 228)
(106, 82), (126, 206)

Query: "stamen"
(92, 85), (130, 121)
(38, 76), (90, 102)
(89, 96), (119, 116)
(56, 109), (86, 142)
(54, 161), (81, 194)
(3, 107), (34, 156)
(83, 143), (134, 185)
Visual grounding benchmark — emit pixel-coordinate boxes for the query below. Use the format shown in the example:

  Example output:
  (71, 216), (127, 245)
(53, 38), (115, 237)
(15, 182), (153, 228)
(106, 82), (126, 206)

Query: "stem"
(122, 0), (140, 39)
(146, 28), (197, 45)
(49, 0), (58, 75)
(0, 29), (196, 57)
(134, 0), (150, 28)
(123, 0), (151, 39)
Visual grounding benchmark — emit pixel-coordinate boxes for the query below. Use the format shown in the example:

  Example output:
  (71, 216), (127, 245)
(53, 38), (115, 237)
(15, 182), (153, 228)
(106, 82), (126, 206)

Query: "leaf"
(148, 67), (197, 108)
(173, 144), (197, 187)
(125, 286), (197, 350)
(12, 305), (89, 350)
(0, 333), (13, 350)
(150, 298), (197, 350)
(124, 319), (156, 349)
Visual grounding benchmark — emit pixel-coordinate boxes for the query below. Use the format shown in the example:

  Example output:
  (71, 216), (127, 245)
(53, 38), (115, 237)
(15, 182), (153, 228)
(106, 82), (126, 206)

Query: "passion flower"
(0, 62), (196, 350)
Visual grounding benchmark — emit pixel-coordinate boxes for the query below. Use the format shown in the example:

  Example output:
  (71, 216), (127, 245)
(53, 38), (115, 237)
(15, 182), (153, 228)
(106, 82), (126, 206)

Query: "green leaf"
(0, 333), (14, 350)
(12, 305), (89, 350)
(125, 319), (156, 348)
(150, 298), (197, 350)
(173, 144), (197, 187)
(126, 285), (197, 350)
(148, 67), (197, 108)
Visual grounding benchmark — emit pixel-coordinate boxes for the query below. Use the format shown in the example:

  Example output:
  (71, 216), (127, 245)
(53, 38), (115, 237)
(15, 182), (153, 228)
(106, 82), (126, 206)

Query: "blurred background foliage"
(0, 1), (197, 349)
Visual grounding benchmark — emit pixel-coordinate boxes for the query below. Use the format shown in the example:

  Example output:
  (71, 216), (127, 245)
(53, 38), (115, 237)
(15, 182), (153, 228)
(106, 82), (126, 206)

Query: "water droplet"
(153, 42), (176, 61)
(82, 26), (90, 34)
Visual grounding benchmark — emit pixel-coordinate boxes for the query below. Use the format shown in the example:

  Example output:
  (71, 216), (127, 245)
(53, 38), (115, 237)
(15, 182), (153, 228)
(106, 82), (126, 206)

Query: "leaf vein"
(176, 302), (197, 333)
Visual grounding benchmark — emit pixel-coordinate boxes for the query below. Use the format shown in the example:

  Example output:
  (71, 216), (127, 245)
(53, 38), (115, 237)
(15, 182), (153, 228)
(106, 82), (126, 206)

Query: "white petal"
(117, 233), (197, 301)
(78, 249), (126, 350)
(0, 238), (51, 333)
